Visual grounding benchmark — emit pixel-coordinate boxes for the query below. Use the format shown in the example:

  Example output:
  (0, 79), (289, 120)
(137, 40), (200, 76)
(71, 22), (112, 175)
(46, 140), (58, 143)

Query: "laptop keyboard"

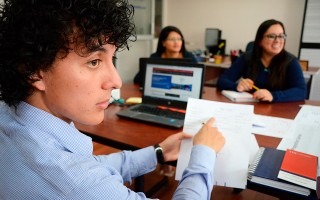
(132, 105), (185, 120)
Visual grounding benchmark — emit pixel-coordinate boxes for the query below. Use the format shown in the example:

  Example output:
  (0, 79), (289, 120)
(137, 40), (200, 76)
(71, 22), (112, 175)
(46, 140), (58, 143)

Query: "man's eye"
(88, 59), (101, 68)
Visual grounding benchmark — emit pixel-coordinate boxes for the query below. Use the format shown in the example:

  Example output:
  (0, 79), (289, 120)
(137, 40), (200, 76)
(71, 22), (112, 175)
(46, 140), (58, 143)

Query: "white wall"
(2, 0), (305, 83)
(118, 0), (305, 82)
(116, 39), (153, 82)
(164, 0), (305, 56)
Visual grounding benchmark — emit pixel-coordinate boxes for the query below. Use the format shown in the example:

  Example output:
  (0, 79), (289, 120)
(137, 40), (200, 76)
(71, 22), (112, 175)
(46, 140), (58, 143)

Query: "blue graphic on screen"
(151, 74), (192, 91)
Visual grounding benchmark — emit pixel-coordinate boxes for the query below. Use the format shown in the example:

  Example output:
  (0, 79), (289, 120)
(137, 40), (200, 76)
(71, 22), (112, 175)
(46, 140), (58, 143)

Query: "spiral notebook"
(248, 147), (311, 196)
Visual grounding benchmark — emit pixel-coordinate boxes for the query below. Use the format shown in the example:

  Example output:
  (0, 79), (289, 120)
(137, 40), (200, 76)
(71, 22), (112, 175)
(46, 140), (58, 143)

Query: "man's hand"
(159, 117), (225, 162)
(159, 132), (192, 162)
(193, 118), (225, 153)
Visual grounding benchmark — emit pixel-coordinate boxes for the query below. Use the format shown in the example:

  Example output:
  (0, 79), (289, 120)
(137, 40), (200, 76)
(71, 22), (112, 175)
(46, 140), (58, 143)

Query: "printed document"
(252, 114), (294, 138)
(175, 98), (255, 189)
(278, 105), (320, 176)
(278, 105), (320, 155)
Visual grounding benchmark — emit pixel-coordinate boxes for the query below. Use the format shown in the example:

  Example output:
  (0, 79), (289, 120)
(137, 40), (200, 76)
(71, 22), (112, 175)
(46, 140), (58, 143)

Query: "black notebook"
(248, 147), (311, 196)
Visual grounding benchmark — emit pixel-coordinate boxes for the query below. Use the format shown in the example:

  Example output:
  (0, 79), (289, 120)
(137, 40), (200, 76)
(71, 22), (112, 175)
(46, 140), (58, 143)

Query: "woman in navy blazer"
(217, 19), (306, 102)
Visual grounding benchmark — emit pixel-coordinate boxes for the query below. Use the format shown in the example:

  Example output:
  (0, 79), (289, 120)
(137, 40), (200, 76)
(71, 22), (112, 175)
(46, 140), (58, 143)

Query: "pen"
(240, 78), (259, 91)
(252, 85), (260, 91)
(202, 121), (217, 128)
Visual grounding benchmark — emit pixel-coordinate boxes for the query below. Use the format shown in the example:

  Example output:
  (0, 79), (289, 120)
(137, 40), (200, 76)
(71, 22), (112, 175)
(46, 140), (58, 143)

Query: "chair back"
(299, 60), (309, 71)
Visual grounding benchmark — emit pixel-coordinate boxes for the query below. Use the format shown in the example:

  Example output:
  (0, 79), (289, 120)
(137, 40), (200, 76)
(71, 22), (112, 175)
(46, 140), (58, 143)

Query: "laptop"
(134, 57), (194, 89)
(117, 59), (205, 128)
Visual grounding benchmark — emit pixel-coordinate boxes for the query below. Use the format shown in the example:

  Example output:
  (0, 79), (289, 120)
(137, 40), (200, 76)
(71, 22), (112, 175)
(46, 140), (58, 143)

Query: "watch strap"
(154, 144), (165, 165)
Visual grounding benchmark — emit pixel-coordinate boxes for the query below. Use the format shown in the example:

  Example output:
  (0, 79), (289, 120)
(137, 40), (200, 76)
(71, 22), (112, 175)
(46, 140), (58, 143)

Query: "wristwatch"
(154, 144), (165, 165)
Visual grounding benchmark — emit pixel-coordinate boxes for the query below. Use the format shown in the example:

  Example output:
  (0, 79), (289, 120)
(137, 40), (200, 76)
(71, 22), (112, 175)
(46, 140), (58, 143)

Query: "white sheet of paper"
(252, 114), (294, 138)
(249, 133), (260, 164)
(175, 98), (254, 189)
(278, 105), (320, 153)
(277, 105), (320, 176)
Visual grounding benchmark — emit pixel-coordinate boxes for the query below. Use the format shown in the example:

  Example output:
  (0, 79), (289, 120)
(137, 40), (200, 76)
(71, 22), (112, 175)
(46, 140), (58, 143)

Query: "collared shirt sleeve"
(41, 146), (157, 199)
(173, 145), (216, 200)
(93, 146), (157, 183)
(64, 147), (157, 199)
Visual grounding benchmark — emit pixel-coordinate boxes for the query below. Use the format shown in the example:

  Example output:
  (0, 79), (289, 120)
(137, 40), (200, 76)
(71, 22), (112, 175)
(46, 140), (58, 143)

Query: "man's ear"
(30, 70), (46, 91)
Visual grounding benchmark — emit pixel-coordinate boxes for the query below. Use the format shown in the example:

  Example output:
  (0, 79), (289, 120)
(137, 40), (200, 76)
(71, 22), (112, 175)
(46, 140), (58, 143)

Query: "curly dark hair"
(0, 0), (136, 106)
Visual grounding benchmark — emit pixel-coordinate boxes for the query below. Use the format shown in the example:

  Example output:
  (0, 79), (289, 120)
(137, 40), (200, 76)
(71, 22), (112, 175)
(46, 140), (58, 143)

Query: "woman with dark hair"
(134, 26), (197, 84)
(151, 26), (197, 61)
(217, 19), (306, 102)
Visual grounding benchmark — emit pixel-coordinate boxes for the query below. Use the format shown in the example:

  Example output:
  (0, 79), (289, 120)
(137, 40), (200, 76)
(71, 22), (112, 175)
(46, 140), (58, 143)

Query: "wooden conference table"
(75, 82), (320, 199)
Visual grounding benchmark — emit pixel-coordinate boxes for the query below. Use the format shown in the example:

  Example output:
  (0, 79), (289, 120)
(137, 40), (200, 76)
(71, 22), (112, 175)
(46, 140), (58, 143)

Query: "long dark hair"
(249, 19), (289, 89)
(155, 26), (187, 56)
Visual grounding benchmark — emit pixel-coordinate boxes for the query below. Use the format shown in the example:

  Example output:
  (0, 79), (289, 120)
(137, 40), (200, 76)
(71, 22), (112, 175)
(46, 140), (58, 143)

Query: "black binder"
(248, 147), (311, 196)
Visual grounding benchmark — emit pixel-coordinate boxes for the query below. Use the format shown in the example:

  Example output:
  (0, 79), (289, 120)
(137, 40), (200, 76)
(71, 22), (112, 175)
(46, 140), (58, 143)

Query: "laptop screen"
(136, 57), (193, 87)
(143, 60), (204, 107)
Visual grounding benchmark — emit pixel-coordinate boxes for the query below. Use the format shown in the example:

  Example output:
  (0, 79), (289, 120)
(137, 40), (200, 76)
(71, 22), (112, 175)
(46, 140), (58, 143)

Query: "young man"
(0, 0), (225, 199)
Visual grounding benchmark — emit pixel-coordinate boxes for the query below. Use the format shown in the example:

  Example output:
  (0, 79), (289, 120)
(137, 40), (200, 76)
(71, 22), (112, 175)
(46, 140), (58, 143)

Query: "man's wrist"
(154, 144), (165, 165)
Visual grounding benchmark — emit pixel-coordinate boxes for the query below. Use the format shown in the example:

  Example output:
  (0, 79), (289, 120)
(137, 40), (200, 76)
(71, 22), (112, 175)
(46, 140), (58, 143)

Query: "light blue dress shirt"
(0, 102), (216, 199)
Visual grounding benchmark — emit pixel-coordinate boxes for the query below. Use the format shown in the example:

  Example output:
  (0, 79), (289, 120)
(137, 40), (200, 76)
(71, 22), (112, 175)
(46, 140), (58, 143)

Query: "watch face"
(155, 148), (163, 156)
(154, 145), (162, 153)
(154, 145), (164, 164)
